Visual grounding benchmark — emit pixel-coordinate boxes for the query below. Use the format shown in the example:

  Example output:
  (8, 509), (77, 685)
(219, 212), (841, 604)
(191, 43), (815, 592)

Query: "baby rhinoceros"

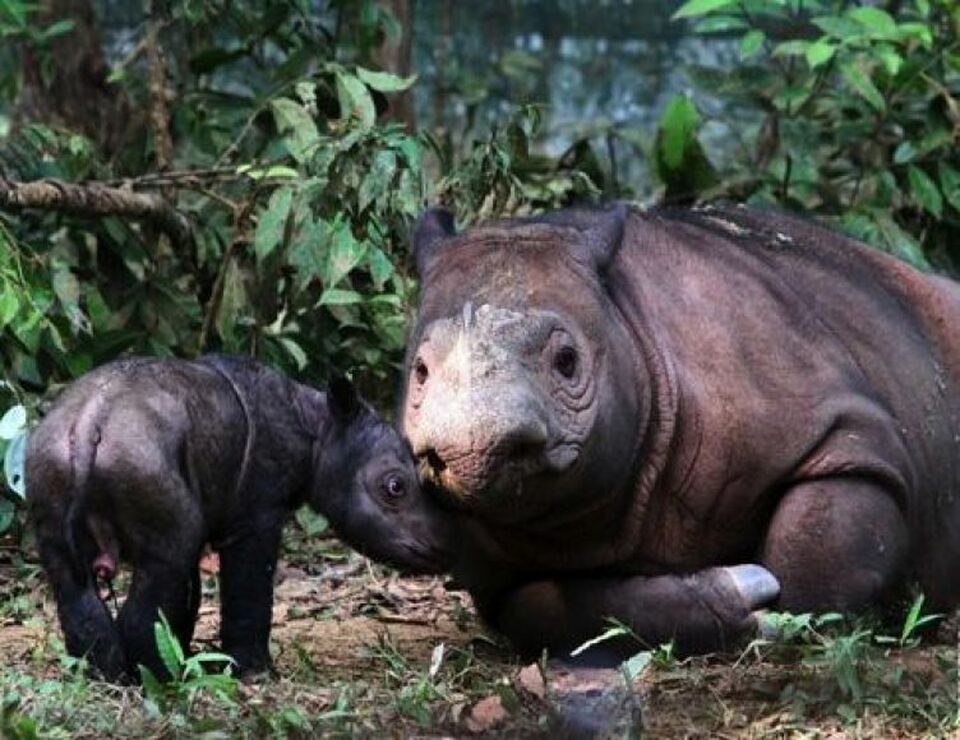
(26, 354), (455, 682)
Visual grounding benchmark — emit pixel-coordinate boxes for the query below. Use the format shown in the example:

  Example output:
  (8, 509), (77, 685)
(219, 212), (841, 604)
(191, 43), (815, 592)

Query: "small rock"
(464, 694), (507, 733)
(517, 663), (546, 699)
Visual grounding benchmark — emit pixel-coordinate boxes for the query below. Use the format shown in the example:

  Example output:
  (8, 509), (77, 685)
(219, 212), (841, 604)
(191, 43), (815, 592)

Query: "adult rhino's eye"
(413, 357), (429, 385)
(381, 474), (407, 499)
(553, 346), (578, 379)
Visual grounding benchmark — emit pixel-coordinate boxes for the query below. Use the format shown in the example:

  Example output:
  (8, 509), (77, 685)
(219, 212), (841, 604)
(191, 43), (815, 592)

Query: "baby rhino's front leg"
(496, 565), (779, 660)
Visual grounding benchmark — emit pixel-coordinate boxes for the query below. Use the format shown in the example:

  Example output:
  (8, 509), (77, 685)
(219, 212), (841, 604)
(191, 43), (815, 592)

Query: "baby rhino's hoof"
(722, 564), (780, 610)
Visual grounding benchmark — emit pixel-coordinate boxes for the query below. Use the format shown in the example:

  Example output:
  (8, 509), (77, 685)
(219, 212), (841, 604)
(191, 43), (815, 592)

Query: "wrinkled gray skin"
(27, 354), (454, 682)
(402, 204), (960, 659)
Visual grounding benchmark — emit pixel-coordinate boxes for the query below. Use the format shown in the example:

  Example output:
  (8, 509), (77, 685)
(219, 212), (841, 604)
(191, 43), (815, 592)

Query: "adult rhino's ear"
(574, 202), (629, 272)
(329, 374), (359, 423)
(413, 207), (456, 277)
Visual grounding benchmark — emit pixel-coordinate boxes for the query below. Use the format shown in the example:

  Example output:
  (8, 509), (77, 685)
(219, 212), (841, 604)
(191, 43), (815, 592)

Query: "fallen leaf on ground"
(464, 694), (507, 733)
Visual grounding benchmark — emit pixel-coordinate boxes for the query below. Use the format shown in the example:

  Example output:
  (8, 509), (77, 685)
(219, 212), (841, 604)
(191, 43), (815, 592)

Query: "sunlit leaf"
(356, 67), (417, 92)
(847, 6), (897, 37)
(254, 187), (294, 262)
(270, 98), (320, 163)
(318, 288), (363, 306)
(672, 0), (737, 20)
(336, 71), (376, 129)
(805, 38), (836, 68)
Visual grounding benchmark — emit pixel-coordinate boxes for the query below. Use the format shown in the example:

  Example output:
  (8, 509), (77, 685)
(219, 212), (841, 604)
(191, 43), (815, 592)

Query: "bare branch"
(0, 178), (192, 254)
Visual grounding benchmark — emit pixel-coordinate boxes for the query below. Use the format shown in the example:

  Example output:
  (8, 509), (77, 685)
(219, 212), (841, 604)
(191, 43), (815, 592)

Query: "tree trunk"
(376, 0), (415, 129)
(17, 0), (134, 160)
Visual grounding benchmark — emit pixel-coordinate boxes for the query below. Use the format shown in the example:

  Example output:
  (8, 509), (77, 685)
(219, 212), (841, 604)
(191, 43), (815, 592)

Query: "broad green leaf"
(908, 165), (943, 217)
(287, 219), (330, 290)
(805, 38), (835, 68)
(367, 247), (394, 290)
(658, 94), (700, 170)
(740, 29), (765, 59)
(812, 15), (865, 40)
(672, 0), (736, 19)
(0, 287), (18, 327)
(318, 288), (363, 306)
(324, 225), (367, 287)
(253, 187), (294, 262)
(4, 431), (26, 498)
(356, 67), (417, 92)
(847, 6), (897, 37)
(335, 71), (376, 129)
(0, 405), (26, 440)
(939, 162), (960, 212)
(841, 63), (885, 112)
(270, 98), (320, 163)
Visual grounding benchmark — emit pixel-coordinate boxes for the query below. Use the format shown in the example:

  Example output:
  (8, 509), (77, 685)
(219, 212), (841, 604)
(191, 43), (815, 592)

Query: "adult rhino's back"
(617, 206), (960, 602)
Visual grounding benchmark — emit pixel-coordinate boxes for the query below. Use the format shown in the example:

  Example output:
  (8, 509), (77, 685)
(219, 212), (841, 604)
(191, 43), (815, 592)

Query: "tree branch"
(0, 177), (192, 254)
(145, 0), (173, 172)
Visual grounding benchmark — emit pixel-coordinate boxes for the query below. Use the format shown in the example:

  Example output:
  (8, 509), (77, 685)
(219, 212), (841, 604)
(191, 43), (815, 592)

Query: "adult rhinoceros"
(401, 203), (960, 657)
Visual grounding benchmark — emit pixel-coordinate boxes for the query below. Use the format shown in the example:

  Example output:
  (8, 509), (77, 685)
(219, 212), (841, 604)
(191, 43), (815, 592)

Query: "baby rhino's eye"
(381, 473), (407, 499)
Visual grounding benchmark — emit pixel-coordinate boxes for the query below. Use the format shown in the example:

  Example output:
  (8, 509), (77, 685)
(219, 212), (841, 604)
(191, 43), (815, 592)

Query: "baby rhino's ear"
(329, 375), (359, 422)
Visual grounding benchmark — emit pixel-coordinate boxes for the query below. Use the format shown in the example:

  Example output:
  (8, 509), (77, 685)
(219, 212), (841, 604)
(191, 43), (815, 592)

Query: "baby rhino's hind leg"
(37, 536), (127, 681)
(28, 456), (126, 680)
(761, 478), (909, 614)
(113, 474), (204, 681)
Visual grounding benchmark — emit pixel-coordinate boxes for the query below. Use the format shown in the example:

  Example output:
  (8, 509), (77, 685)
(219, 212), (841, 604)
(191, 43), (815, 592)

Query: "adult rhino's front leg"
(494, 565), (780, 660)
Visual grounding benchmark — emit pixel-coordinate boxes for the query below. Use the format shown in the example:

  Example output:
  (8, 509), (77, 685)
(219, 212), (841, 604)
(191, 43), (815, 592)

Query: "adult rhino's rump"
(402, 203), (960, 657)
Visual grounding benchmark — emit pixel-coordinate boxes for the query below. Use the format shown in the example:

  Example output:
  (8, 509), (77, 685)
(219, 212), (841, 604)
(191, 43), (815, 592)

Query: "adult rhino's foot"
(721, 564), (780, 609)
(494, 565), (784, 664)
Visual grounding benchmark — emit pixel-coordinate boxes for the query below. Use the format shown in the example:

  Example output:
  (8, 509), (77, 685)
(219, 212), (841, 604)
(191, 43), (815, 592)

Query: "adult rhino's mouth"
(416, 439), (581, 509)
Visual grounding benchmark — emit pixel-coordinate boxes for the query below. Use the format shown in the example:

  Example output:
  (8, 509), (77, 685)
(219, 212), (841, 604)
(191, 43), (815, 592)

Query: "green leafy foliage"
(676, 0), (960, 270)
(139, 612), (238, 716)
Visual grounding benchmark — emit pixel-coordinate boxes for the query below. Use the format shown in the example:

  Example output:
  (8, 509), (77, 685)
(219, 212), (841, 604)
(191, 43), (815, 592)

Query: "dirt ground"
(1, 529), (958, 738)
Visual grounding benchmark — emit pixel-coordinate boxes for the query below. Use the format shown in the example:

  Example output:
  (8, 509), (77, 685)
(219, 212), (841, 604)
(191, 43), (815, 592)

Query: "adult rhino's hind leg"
(495, 565), (780, 662)
(760, 478), (909, 614)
